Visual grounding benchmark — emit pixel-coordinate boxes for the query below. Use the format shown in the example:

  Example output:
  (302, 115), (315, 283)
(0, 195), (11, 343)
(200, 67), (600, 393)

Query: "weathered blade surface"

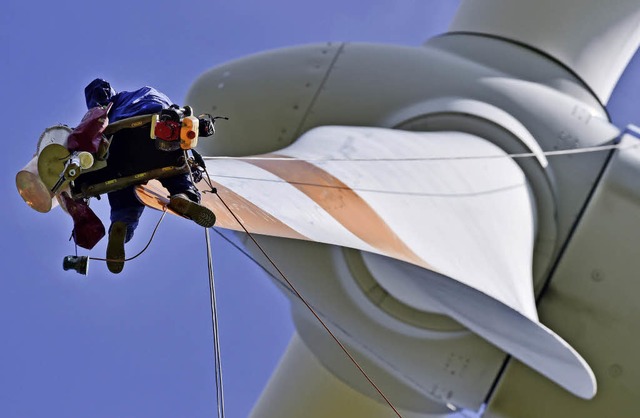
(137, 125), (596, 398)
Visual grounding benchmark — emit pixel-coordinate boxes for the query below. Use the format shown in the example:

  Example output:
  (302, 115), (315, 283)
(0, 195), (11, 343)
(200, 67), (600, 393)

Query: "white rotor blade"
(152, 125), (595, 399)
(450, 0), (640, 104)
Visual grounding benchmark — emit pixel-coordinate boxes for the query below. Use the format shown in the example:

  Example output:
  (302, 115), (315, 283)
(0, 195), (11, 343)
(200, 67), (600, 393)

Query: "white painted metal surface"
(485, 130), (640, 417)
(251, 332), (454, 418)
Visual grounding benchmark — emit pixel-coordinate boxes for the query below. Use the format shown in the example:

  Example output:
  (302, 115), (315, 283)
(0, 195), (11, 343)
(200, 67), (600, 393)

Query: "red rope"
(214, 191), (403, 418)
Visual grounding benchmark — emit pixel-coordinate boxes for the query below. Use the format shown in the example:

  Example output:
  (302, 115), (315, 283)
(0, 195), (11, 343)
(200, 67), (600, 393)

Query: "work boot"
(168, 193), (216, 228)
(106, 221), (127, 274)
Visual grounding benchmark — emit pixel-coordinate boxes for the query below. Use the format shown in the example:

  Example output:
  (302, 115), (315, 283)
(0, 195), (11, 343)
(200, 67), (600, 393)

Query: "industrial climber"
(83, 78), (216, 273)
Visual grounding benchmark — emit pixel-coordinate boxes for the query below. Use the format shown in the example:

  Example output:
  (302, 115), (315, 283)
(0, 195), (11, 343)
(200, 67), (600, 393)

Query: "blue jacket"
(84, 78), (172, 123)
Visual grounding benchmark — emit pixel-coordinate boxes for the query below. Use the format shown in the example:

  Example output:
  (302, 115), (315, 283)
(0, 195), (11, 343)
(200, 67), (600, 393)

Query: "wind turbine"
(166, 0), (640, 416)
(18, 0), (640, 416)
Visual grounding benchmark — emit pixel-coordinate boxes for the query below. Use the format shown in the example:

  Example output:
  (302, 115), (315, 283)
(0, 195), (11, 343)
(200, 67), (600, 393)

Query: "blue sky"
(1, 1), (638, 417)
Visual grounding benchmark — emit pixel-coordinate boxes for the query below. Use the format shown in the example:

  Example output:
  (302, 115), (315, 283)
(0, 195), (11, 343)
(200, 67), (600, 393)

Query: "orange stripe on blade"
(204, 182), (308, 240)
(137, 180), (307, 241)
(245, 156), (427, 267)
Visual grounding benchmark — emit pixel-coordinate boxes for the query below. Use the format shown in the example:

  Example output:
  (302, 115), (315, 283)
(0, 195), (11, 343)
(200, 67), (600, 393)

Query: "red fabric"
(61, 192), (105, 249)
(67, 102), (113, 153)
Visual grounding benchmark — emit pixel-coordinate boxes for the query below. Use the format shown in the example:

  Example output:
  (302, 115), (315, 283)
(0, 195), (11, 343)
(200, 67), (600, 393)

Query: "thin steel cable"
(197, 138), (639, 198)
(205, 228), (225, 418)
(210, 228), (449, 405)
(214, 190), (404, 418)
(202, 173), (526, 198)
(201, 137), (637, 163)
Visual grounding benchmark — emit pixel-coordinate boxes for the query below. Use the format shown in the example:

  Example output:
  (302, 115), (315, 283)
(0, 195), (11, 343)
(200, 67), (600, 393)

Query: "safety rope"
(195, 138), (640, 199)
(204, 173), (526, 198)
(201, 138), (637, 162)
(205, 228), (225, 418)
(213, 190), (404, 418)
(184, 150), (227, 418)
